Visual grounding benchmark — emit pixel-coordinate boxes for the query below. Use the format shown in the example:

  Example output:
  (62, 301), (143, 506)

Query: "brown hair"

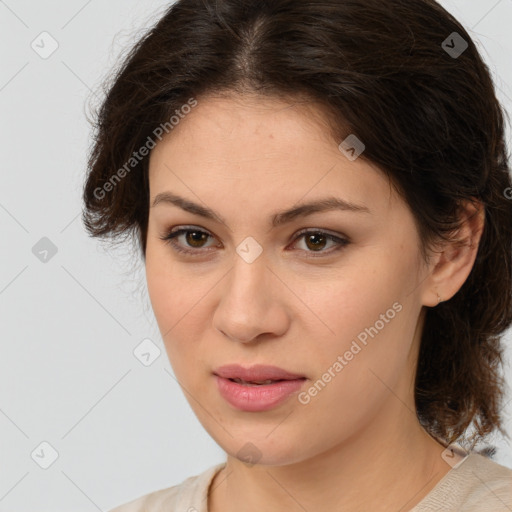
(82, 0), (512, 449)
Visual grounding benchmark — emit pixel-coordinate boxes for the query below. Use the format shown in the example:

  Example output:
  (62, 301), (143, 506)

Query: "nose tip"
(212, 256), (291, 343)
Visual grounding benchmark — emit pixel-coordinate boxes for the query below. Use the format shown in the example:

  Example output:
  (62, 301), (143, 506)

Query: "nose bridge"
(227, 247), (271, 309)
(213, 246), (287, 343)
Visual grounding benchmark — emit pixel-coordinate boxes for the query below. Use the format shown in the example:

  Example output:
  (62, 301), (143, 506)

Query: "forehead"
(147, 93), (398, 219)
(161, 94), (338, 151)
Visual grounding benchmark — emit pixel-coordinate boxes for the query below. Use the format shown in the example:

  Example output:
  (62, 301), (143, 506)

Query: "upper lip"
(214, 364), (306, 381)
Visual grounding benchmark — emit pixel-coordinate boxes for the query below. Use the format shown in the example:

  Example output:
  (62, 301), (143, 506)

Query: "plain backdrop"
(1, 1), (511, 510)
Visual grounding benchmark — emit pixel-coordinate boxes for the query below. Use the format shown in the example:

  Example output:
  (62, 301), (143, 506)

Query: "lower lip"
(215, 376), (306, 412)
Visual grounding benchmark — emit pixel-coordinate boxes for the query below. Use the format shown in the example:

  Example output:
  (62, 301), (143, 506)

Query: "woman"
(83, 0), (512, 510)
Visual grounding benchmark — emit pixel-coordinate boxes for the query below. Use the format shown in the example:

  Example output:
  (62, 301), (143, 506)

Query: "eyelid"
(160, 225), (220, 255)
(159, 225), (349, 257)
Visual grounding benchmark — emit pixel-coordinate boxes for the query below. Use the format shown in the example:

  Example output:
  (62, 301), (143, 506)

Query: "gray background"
(0, 1), (511, 510)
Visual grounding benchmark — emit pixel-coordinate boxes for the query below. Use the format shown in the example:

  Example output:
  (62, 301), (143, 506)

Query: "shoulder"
(413, 452), (512, 512)
(107, 463), (226, 512)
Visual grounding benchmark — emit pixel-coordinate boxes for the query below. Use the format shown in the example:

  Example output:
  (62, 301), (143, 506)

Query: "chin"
(210, 425), (314, 467)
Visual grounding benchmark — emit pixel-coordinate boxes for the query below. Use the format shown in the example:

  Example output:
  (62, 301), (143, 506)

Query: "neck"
(208, 399), (450, 512)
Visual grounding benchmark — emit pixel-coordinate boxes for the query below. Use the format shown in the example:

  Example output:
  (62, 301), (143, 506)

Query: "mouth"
(213, 363), (306, 382)
(227, 377), (293, 386)
(213, 364), (307, 412)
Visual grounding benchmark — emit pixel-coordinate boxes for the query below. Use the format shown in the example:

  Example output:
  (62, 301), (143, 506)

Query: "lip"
(214, 364), (306, 382)
(213, 364), (307, 412)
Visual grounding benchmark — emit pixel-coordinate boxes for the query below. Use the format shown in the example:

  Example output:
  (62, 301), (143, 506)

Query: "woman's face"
(145, 94), (434, 465)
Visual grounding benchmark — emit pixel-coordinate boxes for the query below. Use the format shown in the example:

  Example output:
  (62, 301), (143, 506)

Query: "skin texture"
(145, 94), (485, 512)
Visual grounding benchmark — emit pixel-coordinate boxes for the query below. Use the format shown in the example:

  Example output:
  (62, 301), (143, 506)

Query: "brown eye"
(159, 226), (349, 258)
(292, 229), (349, 256)
(160, 227), (217, 255)
(304, 232), (328, 251)
(184, 230), (209, 248)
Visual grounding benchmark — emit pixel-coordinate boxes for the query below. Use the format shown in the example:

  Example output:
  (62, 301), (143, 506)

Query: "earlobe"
(422, 199), (485, 307)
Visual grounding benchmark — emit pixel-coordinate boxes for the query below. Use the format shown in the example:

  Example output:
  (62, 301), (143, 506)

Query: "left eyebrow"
(151, 192), (371, 228)
(270, 196), (371, 227)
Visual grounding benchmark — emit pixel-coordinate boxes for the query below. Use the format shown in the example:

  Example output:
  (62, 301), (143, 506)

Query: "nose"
(212, 252), (290, 344)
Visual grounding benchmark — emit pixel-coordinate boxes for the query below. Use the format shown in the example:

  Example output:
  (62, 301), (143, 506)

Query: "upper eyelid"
(169, 225), (345, 241)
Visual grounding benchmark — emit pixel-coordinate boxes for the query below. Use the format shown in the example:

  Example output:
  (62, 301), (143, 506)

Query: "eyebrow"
(151, 192), (371, 228)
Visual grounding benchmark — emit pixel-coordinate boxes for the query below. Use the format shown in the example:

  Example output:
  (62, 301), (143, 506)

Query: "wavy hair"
(82, 0), (512, 449)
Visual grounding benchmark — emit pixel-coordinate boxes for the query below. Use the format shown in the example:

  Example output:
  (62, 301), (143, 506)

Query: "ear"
(421, 198), (485, 307)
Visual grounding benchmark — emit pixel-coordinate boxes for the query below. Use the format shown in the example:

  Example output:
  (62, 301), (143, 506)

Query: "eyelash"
(159, 226), (349, 258)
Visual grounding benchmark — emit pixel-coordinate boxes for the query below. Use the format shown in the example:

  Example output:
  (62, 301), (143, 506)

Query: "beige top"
(108, 452), (512, 512)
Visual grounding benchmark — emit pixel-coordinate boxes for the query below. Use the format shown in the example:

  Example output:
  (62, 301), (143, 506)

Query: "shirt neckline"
(202, 453), (475, 512)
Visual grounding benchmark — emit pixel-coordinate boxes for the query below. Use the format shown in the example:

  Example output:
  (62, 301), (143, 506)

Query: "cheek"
(145, 237), (192, 325)
(297, 258), (404, 341)
(295, 250), (417, 388)
(145, 249), (171, 326)
(145, 248), (208, 372)
(145, 245), (188, 352)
